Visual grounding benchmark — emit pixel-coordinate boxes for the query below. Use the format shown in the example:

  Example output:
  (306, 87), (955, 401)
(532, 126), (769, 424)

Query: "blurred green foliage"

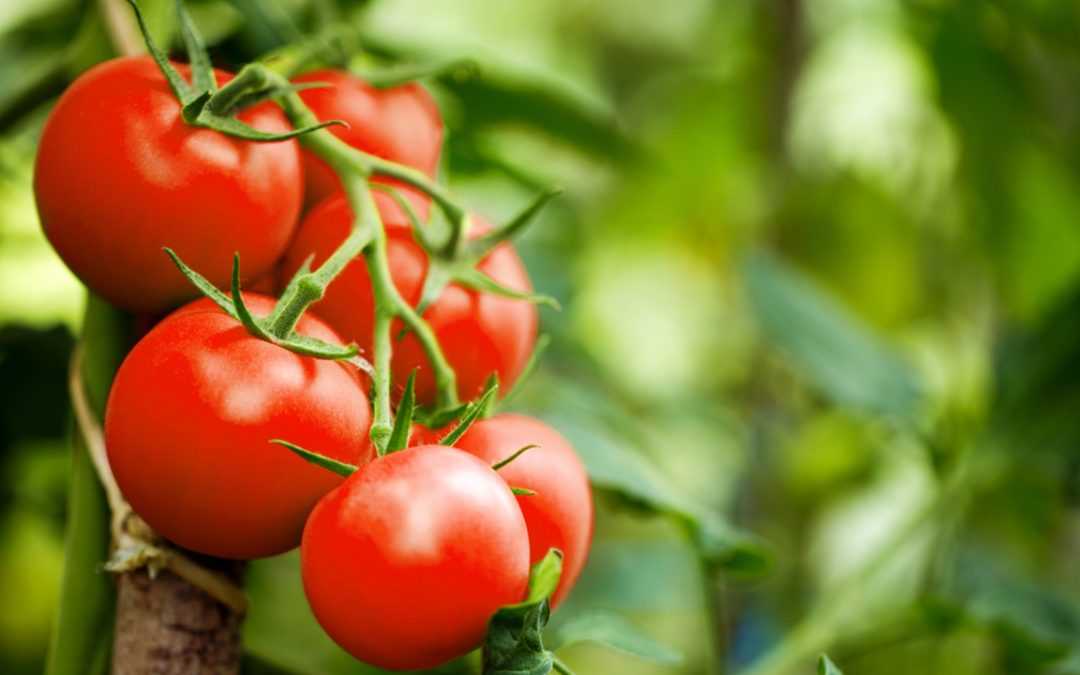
(2, 0), (1080, 674)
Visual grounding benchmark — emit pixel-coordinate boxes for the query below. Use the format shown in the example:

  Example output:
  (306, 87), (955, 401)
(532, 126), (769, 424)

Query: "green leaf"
(175, 0), (215, 93)
(385, 370), (417, 454)
(511, 487), (537, 496)
(440, 379), (499, 445)
(270, 439), (357, 478)
(535, 396), (767, 576)
(482, 550), (562, 675)
(547, 611), (682, 666)
(819, 655), (844, 675)
(743, 250), (923, 420)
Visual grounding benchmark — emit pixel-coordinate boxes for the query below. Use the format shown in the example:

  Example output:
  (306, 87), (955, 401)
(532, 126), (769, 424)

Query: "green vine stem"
(205, 63), (461, 452)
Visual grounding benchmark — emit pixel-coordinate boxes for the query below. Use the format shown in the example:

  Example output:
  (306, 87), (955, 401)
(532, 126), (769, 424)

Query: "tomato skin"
(34, 56), (302, 314)
(294, 69), (442, 213)
(455, 414), (593, 608)
(301, 444), (529, 670)
(279, 193), (538, 404)
(105, 294), (373, 559)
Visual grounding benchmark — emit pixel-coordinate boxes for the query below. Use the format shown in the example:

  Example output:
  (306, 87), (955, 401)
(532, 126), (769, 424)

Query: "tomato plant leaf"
(270, 440), (357, 478)
(546, 611), (682, 665)
(385, 371), (417, 454)
(819, 654), (844, 675)
(482, 550), (561, 675)
(743, 250), (923, 421)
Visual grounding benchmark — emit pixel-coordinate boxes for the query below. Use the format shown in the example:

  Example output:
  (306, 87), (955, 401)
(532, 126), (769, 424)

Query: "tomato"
(105, 293), (373, 559)
(302, 444), (529, 670)
(454, 414), (593, 608)
(34, 56), (303, 314)
(294, 69), (443, 213)
(279, 193), (538, 404)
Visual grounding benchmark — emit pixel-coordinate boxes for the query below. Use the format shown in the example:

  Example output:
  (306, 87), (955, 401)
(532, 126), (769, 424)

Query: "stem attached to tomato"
(208, 63), (460, 452)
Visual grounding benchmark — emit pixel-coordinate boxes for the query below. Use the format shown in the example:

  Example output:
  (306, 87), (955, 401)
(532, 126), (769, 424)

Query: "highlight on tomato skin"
(104, 293), (374, 560)
(294, 68), (444, 215)
(300, 444), (530, 671)
(34, 56), (303, 314)
(278, 191), (539, 405)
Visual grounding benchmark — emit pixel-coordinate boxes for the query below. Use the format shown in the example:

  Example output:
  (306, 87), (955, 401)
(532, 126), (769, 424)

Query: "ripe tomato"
(294, 69), (443, 213)
(302, 444), (529, 670)
(105, 294), (373, 559)
(455, 414), (593, 608)
(279, 193), (538, 404)
(35, 56), (303, 314)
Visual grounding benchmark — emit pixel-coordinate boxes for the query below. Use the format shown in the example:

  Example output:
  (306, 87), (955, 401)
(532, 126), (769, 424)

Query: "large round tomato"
(105, 294), (373, 559)
(294, 69), (442, 212)
(455, 414), (593, 608)
(279, 193), (538, 404)
(35, 56), (303, 314)
(302, 444), (529, 670)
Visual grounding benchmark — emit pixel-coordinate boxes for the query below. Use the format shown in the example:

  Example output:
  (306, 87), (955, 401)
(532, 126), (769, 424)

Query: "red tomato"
(302, 444), (529, 670)
(455, 414), (593, 608)
(294, 69), (443, 213)
(279, 193), (538, 404)
(105, 294), (373, 559)
(34, 56), (302, 313)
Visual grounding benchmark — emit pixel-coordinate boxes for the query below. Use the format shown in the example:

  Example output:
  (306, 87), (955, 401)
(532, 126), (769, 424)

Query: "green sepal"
(500, 334), (550, 408)
(385, 370), (417, 454)
(126, 0), (196, 104)
(165, 248), (358, 361)
(175, 0), (215, 93)
(492, 444), (538, 471)
(414, 260), (454, 316)
(363, 57), (479, 89)
(467, 187), (563, 259)
(267, 254), (315, 327)
(819, 655), (844, 675)
(440, 379), (499, 446)
(270, 440), (357, 478)
(417, 402), (470, 431)
(511, 487), (537, 496)
(230, 254), (271, 338)
(372, 183), (438, 251)
(481, 549), (562, 675)
(455, 266), (560, 309)
(163, 248), (237, 318)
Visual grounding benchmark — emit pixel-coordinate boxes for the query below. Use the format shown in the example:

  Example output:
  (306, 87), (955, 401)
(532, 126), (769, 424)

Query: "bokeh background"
(3, 0), (1080, 674)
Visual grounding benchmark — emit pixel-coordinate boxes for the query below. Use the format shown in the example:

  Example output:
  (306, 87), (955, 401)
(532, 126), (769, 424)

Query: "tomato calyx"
(127, 0), (341, 141)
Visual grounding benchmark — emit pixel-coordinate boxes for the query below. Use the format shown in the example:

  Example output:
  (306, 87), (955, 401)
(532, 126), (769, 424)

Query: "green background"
(2, 0), (1080, 674)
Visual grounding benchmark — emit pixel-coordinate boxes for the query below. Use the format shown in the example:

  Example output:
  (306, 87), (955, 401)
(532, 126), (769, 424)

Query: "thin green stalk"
(210, 64), (460, 410)
(46, 295), (130, 675)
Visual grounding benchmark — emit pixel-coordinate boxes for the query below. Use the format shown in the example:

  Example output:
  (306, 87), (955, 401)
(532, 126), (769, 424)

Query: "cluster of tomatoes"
(34, 54), (592, 671)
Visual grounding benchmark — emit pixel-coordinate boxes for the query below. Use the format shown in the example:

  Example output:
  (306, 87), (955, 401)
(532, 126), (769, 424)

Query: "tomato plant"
(453, 414), (593, 608)
(104, 294), (373, 559)
(34, 56), (303, 313)
(301, 444), (529, 670)
(294, 69), (443, 213)
(279, 192), (538, 404)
